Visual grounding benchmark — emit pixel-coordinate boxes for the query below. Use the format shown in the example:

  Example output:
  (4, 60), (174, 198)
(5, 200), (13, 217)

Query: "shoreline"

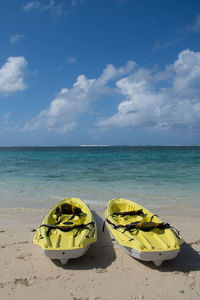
(1, 200), (200, 218)
(0, 208), (200, 299)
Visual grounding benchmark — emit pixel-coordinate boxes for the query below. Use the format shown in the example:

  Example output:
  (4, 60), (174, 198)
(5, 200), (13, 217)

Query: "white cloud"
(23, 0), (54, 11)
(0, 112), (10, 125)
(23, 0), (68, 18)
(173, 49), (200, 91)
(186, 14), (200, 33)
(23, 61), (135, 133)
(71, 0), (85, 7)
(154, 14), (200, 50)
(21, 50), (200, 136)
(22, 75), (95, 133)
(23, 1), (42, 11)
(10, 34), (25, 44)
(0, 57), (28, 94)
(96, 60), (136, 86)
(97, 49), (200, 133)
(66, 57), (77, 64)
(23, 0), (89, 18)
(57, 57), (77, 71)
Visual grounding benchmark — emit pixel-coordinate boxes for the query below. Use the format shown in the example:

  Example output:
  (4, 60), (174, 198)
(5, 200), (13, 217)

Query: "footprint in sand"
(16, 253), (32, 259)
(14, 278), (30, 287)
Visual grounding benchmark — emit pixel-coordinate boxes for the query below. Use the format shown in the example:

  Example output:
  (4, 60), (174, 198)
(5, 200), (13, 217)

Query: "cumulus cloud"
(23, 76), (95, 133)
(97, 49), (200, 133)
(23, 61), (135, 133)
(21, 50), (200, 135)
(96, 60), (136, 86)
(0, 57), (28, 94)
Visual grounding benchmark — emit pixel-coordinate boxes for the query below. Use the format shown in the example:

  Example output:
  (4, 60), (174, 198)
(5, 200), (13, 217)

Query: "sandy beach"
(0, 208), (200, 300)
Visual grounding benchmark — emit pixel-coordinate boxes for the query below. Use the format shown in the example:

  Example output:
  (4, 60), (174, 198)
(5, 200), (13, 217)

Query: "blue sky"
(1, 0), (200, 145)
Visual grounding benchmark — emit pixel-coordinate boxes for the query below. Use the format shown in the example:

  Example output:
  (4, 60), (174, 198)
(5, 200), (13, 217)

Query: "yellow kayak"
(104, 198), (184, 266)
(34, 197), (97, 264)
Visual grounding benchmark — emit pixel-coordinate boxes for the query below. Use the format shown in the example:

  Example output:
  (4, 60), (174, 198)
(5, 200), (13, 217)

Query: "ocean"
(0, 146), (200, 213)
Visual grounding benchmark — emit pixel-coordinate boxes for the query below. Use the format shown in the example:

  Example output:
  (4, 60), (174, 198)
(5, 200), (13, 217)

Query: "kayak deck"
(34, 198), (97, 252)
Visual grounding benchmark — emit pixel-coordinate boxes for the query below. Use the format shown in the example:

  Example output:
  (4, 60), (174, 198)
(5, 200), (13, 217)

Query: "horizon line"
(0, 145), (200, 147)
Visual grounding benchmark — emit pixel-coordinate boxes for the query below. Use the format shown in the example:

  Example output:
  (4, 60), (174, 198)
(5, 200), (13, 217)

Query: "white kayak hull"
(122, 244), (180, 266)
(44, 244), (90, 265)
(109, 228), (180, 267)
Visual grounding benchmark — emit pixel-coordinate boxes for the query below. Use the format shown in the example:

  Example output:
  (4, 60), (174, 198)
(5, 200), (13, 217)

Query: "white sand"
(0, 208), (200, 300)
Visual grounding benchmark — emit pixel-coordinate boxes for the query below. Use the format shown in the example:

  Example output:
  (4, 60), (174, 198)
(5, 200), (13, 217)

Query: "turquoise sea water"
(0, 146), (200, 211)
